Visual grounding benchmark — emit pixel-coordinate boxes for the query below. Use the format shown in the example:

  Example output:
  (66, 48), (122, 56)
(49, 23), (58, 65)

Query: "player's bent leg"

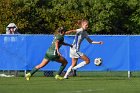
(55, 56), (68, 80)
(80, 55), (90, 64)
(72, 55), (90, 70)
(64, 66), (72, 79)
(36, 58), (50, 69)
(64, 58), (78, 79)
(25, 58), (49, 81)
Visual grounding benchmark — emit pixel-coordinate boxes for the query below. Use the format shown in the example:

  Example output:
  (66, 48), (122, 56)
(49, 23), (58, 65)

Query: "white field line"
(59, 88), (104, 93)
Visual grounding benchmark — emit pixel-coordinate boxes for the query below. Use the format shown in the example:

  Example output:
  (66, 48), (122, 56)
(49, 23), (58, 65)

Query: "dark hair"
(58, 26), (66, 33)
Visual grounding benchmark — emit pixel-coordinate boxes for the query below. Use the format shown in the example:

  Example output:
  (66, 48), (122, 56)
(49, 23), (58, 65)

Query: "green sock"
(30, 68), (39, 76)
(57, 65), (66, 75)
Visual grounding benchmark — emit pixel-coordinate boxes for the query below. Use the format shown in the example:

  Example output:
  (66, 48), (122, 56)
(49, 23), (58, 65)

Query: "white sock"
(64, 66), (73, 78)
(72, 61), (86, 70)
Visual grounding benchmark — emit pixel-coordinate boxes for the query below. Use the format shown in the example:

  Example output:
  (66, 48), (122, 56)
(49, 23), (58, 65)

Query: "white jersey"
(72, 28), (89, 51)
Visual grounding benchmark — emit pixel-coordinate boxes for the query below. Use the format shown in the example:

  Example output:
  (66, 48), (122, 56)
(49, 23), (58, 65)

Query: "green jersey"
(45, 34), (64, 61)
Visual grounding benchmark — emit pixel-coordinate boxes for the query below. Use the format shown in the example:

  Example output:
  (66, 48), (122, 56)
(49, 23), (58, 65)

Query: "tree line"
(0, 0), (140, 34)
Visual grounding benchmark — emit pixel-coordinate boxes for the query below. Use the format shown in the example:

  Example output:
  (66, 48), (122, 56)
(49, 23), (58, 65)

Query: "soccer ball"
(94, 58), (102, 66)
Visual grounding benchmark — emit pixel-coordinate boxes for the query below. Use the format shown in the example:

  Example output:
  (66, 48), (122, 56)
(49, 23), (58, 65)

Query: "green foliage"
(0, 0), (140, 34)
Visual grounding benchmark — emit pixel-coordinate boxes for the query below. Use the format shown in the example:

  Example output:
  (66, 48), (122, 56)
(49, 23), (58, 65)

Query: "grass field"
(0, 76), (140, 93)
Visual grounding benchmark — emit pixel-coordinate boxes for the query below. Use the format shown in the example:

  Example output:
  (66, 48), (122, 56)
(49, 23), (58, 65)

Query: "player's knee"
(65, 61), (68, 65)
(63, 61), (68, 66)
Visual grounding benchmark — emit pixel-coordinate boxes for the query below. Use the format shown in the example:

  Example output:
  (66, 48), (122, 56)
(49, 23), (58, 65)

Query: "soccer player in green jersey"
(25, 27), (72, 80)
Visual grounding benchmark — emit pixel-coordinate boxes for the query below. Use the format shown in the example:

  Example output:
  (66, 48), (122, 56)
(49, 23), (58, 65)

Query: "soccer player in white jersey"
(64, 19), (103, 79)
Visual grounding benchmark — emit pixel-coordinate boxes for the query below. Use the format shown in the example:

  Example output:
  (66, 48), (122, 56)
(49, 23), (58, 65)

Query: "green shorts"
(44, 52), (60, 61)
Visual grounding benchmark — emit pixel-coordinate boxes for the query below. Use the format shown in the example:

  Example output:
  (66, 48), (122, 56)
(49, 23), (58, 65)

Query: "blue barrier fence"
(0, 35), (140, 71)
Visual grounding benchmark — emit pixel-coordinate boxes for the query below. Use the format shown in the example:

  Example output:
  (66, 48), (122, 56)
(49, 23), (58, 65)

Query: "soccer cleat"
(64, 75), (69, 79)
(63, 77), (69, 79)
(25, 73), (31, 80)
(55, 75), (63, 80)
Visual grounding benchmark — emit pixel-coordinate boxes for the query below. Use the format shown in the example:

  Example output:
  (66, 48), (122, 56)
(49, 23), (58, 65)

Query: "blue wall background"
(0, 35), (140, 71)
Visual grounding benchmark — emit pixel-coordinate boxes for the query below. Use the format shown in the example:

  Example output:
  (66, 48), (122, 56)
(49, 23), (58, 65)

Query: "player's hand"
(57, 51), (62, 56)
(99, 41), (103, 44)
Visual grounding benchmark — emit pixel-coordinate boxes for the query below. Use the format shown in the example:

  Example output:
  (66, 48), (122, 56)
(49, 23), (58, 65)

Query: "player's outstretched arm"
(65, 30), (77, 34)
(86, 37), (103, 44)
